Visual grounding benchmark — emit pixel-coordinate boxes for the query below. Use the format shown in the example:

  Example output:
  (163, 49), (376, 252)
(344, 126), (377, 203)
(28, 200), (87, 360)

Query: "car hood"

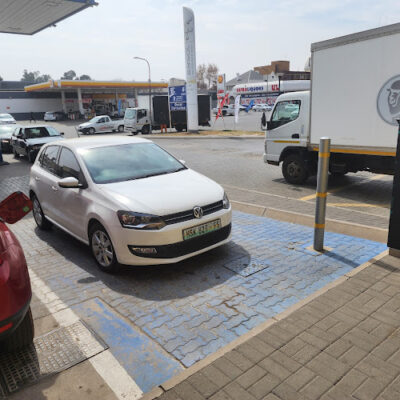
(97, 169), (224, 215)
(26, 136), (63, 146)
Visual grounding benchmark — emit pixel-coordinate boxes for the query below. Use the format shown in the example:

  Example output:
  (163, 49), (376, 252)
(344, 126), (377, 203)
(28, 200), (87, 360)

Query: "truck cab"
(264, 91), (312, 184)
(124, 108), (151, 135)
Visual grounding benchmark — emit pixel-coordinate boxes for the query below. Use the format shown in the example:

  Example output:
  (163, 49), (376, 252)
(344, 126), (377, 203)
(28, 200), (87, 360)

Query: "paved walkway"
(151, 253), (400, 400)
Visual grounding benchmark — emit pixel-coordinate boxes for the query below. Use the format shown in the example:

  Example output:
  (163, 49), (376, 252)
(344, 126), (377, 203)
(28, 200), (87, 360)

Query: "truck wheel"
(89, 127), (95, 135)
(282, 154), (309, 184)
(141, 125), (150, 135)
(118, 125), (124, 132)
(176, 125), (183, 132)
(1, 308), (34, 352)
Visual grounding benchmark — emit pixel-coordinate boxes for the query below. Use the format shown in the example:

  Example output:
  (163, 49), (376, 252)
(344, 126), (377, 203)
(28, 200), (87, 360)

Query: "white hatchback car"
(29, 137), (232, 272)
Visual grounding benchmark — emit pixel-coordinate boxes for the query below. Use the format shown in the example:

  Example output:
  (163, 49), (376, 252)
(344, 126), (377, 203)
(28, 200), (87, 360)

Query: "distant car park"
(11, 125), (64, 162)
(0, 113), (16, 125)
(44, 111), (67, 121)
(0, 125), (19, 153)
(253, 104), (272, 112)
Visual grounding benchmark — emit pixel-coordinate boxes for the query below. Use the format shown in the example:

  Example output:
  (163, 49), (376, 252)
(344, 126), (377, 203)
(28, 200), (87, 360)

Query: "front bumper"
(110, 208), (232, 266)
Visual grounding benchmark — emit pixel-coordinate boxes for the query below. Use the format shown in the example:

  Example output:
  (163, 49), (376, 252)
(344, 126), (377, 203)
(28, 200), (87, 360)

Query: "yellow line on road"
(299, 174), (386, 202)
(328, 203), (389, 209)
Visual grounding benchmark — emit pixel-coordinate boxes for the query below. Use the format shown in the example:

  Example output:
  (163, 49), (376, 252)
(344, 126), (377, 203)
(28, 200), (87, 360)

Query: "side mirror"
(58, 177), (82, 188)
(266, 120), (273, 131)
(17, 134), (23, 139)
(60, 132), (64, 136)
(179, 159), (186, 165)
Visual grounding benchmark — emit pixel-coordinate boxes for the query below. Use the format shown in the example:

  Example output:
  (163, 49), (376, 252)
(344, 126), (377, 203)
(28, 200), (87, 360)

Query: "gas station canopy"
(24, 80), (168, 93)
(0, 0), (97, 35)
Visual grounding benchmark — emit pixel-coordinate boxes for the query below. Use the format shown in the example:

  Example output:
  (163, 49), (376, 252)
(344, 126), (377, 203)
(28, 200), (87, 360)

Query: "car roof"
(23, 125), (53, 129)
(52, 136), (151, 151)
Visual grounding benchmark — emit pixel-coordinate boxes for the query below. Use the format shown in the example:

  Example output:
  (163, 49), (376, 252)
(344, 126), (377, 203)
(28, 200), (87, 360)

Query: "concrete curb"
(140, 249), (389, 399)
(231, 200), (388, 243)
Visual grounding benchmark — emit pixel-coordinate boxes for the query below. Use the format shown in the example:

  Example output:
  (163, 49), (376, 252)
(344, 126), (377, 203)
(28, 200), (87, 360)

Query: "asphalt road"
(1, 122), (392, 229)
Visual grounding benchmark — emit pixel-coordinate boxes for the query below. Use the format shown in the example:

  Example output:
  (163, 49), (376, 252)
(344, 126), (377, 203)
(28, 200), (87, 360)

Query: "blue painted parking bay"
(24, 211), (386, 393)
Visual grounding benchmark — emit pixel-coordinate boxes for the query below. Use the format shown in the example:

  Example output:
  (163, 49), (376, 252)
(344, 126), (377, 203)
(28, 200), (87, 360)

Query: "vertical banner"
(215, 93), (229, 121)
(234, 95), (241, 124)
(183, 7), (198, 133)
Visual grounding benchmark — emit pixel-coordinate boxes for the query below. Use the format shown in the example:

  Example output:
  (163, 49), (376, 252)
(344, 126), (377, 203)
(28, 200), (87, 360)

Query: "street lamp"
(134, 56), (152, 133)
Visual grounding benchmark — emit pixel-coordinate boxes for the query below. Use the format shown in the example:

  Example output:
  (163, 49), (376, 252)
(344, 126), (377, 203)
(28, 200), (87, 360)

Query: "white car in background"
(0, 113), (16, 124)
(29, 136), (232, 272)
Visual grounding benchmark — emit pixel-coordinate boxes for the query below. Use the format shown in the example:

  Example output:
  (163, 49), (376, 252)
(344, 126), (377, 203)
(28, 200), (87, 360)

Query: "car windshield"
(0, 114), (12, 120)
(89, 117), (101, 123)
(124, 109), (136, 119)
(80, 142), (186, 184)
(25, 127), (60, 138)
(0, 126), (16, 138)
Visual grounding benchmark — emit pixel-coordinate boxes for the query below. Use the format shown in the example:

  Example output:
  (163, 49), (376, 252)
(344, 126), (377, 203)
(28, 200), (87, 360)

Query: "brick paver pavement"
(153, 254), (400, 400)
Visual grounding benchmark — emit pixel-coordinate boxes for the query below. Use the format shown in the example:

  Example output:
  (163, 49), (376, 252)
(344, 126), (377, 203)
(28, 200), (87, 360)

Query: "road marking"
(223, 184), (299, 201)
(29, 269), (143, 400)
(299, 174), (387, 202)
(327, 203), (389, 208)
(225, 183), (389, 219)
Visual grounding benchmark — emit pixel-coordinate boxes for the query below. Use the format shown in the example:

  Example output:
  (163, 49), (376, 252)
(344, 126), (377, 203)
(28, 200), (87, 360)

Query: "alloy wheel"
(91, 230), (114, 268)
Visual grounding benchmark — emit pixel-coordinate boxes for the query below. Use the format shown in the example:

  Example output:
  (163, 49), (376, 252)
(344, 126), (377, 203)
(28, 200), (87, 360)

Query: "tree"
(197, 64), (207, 89)
(78, 74), (92, 80)
(61, 70), (76, 80)
(206, 63), (219, 90)
(20, 70), (51, 83)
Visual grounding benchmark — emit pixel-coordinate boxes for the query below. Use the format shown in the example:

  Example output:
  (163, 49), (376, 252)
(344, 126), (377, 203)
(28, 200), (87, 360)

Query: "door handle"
(51, 185), (58, 192)
(292, 134), (300, 139)
(35, 176), (40, 181)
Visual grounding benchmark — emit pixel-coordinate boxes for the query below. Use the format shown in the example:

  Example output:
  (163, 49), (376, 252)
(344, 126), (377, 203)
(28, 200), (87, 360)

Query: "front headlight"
(223, 192), (230, 209)
(117, 211), (166, 230)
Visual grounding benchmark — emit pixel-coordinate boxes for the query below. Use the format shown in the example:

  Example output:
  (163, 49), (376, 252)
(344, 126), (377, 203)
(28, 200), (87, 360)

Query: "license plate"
(183, 219), (221, 240)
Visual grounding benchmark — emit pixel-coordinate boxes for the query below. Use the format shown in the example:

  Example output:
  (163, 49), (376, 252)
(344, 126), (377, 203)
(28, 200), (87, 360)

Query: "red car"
(0, 192), (34, 351)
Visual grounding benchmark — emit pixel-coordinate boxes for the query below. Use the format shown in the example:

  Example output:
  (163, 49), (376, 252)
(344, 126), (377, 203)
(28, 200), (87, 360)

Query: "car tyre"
(27, 150), (35, 163)
(118, 125), (124, 132)
(1, 308), (34, 352)
(282, 154), (309, 184)
(141, 125), (150, 135)
(89, 127), (95, 135)
(32, 195), (52, 230)
(13, 147), (19, 158)
(89, 222), (119, 273)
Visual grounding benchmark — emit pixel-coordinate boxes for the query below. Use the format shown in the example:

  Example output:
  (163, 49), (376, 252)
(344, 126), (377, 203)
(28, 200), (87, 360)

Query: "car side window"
(271, 100), (301, 128)
(58, 147), (82, 181)
(98, 118), (105, 123)
(41, 146), (60, 175)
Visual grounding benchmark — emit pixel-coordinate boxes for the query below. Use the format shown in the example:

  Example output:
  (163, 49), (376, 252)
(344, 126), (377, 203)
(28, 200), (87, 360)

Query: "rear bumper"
(0, 297), (31, 341)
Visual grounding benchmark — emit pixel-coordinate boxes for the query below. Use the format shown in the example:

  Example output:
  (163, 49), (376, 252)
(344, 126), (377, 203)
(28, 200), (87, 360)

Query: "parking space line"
(29, 269), (143, 400)
(328, 202), (389, 208)
(223, 184), (299, 201)
(299, 174), (387, 202)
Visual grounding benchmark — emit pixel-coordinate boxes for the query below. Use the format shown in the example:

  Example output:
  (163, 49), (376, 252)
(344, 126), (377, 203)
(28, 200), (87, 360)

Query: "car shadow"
(32, 224), (250, 302)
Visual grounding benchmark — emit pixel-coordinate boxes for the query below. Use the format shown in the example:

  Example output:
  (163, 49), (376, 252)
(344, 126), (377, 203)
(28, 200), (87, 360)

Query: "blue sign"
(169, 85), (186, 111)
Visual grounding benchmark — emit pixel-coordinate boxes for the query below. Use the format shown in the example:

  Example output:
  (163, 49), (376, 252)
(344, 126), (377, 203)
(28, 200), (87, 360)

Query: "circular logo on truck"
(377, 75), (400, 126)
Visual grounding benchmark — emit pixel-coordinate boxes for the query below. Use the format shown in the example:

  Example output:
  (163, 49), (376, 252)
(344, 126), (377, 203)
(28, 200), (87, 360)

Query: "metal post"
(314, 137), (331, 251)
(134, 56), (152, 133)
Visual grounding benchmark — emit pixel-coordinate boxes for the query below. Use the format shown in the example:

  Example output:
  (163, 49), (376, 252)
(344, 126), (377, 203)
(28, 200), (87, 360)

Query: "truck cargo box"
(310, 23), (400, 154)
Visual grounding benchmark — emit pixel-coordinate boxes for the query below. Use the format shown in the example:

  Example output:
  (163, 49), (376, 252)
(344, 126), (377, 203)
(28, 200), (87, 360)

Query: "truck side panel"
(310, 30), (400, 151)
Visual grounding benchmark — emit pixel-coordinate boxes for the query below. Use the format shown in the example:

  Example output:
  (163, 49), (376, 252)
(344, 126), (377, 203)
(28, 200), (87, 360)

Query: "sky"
(2, 0), (400, 83)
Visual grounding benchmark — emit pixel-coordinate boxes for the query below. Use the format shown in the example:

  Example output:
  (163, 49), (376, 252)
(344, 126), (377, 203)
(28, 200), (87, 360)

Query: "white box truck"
(264, 23), (400, 184)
